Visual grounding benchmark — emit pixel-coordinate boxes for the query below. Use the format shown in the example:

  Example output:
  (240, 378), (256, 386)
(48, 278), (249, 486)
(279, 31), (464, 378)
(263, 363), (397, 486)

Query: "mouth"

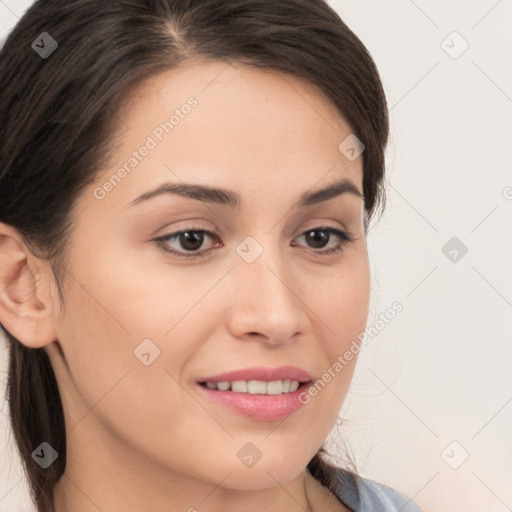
(198, 379), (310, 395)
(195, 366), (314, 421)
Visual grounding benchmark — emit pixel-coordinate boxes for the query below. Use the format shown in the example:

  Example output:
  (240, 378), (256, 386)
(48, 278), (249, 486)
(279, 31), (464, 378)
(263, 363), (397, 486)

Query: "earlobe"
(0, 223), (58, 348)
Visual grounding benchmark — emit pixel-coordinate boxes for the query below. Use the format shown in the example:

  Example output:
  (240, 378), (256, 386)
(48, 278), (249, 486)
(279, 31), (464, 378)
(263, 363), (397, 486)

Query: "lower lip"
(196, 382), (312, 421)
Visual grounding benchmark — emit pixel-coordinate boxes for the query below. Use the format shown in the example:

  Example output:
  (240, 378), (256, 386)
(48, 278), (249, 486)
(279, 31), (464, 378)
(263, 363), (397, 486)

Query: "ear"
(0, 222), (58, 348)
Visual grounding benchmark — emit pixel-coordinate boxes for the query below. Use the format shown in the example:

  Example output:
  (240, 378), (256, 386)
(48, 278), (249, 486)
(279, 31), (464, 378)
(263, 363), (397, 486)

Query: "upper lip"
(198, 366), (313, 383)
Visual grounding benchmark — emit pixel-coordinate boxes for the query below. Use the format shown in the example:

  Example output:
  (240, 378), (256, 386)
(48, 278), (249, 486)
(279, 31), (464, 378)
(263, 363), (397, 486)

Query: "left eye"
(293, 227), (353, 254)
(154, 227), (353, 259)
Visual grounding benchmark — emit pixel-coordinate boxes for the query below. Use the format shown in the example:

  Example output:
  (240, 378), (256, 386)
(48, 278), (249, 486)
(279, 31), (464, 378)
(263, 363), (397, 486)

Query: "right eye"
(154, 228), (223, 258)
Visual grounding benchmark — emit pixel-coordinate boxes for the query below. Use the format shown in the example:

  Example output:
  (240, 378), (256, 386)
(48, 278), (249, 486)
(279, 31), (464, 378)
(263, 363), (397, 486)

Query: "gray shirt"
(332, 467), (423, 511)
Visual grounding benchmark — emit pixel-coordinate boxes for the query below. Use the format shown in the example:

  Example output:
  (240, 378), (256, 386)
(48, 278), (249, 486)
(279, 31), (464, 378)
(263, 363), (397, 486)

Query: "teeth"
(266, 380), (282, 395)
(202, 379), (302, 394)
(217, 381), (230, 391)
(248, 380), (267, 394)
(231, 381), (248, 393)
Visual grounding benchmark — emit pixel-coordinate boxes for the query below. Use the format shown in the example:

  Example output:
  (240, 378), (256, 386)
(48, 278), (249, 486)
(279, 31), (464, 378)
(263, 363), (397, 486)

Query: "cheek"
(53, 248), (197, 427)
(55, 269), (207, 470)
(308, 254), (370, 360)
(300, 253), (370, 418)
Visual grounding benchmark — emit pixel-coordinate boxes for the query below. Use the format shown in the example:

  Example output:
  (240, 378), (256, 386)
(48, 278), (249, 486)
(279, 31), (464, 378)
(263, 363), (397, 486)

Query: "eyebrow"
(129, 178), (363, 209)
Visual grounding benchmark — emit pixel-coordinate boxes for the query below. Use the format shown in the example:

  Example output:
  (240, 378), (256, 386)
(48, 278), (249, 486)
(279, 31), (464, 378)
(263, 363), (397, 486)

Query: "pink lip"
(196, 366), (313, 421)
(197, 365), (313, 383)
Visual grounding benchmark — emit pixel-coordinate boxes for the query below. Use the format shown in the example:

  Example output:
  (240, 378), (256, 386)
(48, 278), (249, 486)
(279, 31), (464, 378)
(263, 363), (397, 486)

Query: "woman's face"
(46, 60), (370, 494)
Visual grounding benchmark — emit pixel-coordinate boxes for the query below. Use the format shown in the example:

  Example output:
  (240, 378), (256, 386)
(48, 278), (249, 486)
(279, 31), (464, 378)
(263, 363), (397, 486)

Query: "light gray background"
(1, 1), (511, 511)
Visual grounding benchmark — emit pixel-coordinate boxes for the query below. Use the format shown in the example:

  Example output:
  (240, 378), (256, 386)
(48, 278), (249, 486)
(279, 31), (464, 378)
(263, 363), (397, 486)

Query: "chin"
(214, 458), (307, 491)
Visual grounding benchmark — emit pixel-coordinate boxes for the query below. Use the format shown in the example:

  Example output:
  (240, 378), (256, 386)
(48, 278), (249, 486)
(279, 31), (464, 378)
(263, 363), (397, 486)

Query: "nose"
(225, 243), (308, 346)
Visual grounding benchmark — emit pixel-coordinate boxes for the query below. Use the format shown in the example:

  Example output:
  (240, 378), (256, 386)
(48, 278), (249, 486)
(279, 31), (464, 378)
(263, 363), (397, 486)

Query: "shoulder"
(331, 467), (424, 512)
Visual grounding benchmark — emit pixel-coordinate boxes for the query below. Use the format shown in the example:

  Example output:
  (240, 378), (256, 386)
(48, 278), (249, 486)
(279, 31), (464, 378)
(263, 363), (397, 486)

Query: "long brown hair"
(0, 1), (389, 510)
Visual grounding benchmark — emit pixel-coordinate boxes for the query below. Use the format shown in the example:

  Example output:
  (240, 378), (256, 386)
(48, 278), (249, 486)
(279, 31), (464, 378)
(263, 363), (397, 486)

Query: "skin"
(0, 59), (370, 512)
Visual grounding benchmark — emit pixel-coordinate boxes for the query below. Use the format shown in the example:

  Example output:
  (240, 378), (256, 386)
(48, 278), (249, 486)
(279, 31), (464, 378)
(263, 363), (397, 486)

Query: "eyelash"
(154, 226), (354, 259)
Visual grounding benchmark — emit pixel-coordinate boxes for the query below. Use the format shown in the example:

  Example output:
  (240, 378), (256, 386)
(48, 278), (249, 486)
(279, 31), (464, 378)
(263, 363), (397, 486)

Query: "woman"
(0, 1), (423, 511)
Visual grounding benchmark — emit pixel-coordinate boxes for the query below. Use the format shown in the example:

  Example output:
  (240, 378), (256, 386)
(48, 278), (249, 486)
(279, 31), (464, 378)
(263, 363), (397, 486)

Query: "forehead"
(119, 58), (347, 129)
(94, 59), (363, 210)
